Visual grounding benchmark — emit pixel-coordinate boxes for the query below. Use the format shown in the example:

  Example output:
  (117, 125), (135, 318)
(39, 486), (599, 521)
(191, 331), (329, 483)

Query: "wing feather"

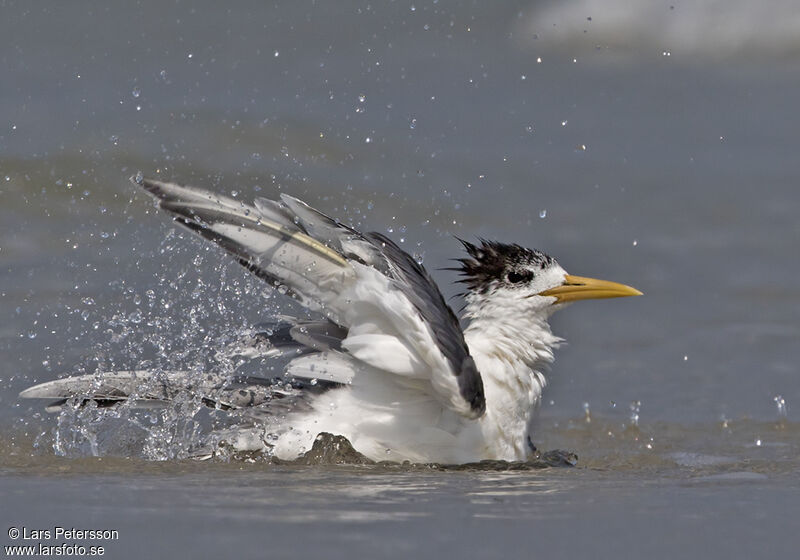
(137, 177), (353, 313)
(137, 178), (485, 418)
(363, 233), (485, 416)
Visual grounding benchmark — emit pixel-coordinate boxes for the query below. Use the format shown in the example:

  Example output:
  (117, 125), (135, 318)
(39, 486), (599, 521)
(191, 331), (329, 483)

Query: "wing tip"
(19, 382), (56, 400)
(130, 173), (170, 200)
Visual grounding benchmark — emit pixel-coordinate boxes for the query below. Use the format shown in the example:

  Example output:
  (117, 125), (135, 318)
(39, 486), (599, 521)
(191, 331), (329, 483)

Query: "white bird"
(21, 177), (641, 464)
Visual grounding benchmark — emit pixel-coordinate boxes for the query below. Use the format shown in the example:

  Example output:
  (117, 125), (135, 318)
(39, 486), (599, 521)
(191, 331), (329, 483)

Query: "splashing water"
(774, 395), (787, 418)
(629, 400), (641, 427)
(46, 232), (294, 461)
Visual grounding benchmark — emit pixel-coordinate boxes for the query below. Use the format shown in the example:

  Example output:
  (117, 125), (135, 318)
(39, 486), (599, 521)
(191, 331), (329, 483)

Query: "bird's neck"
(462, 298), (562, 460)
(462, 298), (561, 369)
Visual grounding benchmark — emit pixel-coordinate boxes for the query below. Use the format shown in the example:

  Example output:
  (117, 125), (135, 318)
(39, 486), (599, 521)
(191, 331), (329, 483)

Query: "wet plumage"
(21, 177), (641, 463)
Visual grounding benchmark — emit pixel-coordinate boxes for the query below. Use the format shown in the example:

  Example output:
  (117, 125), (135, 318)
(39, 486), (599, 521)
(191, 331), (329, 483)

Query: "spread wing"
(21, 177), (485, 420)
(356, 233), (484, 416)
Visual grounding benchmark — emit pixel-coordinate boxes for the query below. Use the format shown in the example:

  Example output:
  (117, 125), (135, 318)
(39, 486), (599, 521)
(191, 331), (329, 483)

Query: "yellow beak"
(539, 274), (643, 303)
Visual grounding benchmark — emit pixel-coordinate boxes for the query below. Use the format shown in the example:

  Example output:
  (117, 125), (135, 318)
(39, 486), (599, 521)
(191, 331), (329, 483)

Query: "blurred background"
(1, 1), (799, 557)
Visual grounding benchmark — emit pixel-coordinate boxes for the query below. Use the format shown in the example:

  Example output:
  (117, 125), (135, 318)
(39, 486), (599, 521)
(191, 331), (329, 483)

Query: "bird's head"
(455, 239), (641, 320)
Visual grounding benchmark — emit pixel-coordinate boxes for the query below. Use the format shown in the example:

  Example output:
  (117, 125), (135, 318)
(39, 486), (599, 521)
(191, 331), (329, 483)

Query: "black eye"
(507, 270), (533, 284)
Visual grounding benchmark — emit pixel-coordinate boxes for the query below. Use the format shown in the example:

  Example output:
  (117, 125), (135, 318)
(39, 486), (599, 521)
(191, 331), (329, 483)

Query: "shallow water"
(2, 1), (800, 557)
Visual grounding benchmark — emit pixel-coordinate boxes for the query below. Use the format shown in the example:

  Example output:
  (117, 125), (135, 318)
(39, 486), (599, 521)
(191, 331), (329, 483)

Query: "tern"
(21, 177), (641, 463)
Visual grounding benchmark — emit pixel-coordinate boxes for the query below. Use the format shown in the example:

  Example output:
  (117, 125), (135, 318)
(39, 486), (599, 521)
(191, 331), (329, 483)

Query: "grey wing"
(365, 232), (485, 416)
(277, 194), (392, 275)
(232, 317), (349, 359)
(18, 369), (338, 416)
(135, 177), (355, 315)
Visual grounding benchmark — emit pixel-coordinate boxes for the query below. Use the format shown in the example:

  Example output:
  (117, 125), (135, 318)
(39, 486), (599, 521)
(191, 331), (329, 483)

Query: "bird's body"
(21, 177), (640, 463)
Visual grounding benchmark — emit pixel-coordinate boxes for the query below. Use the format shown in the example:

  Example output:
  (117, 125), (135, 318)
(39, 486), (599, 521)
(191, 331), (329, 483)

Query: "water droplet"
(364, 136), (372, 143)
(539, 209), (547, 218)
(525, 124), (534, 133)
(273, 50), (280, 57)
(629, 400), (641, 426)
(132, 87), (141, 98)
(683, 355), (688, 361)
(27, 330), (37, 339)
(251, 152), (262, 160)
(632, 239), (638, 246)
(133, 171), (144, 184)
(583, 402), (591, 423)
(409, 118), (417, 129)
(109, 135), (119, 145)
(187, 53), (193, 59)
(561, 120), (568, 127)
(358, 94), (366, 103)
(755, 438), (762, 447)
(159, 69), (167, 80)
(774, 395), (787, 418)
(536, 56), (542, 63)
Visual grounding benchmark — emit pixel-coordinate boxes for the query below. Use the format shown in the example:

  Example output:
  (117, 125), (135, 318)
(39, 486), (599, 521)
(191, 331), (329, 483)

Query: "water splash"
(629, 400), (641, 427)
(45, 231), (292, 461)
(774, 395), (787, 418)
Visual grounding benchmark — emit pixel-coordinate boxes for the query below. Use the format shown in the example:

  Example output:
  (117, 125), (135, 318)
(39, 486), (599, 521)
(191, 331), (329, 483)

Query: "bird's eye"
(507, 270), (533, 284)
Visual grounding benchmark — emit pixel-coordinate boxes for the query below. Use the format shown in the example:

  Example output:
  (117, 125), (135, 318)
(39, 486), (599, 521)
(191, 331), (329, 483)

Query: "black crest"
(453, 238), (555, 294)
